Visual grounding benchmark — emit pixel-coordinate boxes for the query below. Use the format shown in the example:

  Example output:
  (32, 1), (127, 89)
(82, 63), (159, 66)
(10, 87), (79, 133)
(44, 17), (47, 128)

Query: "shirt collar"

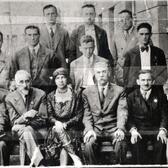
(46, 24), (56, 33)
(85, 25), (95, 31)
(98, 82), (109, 96)
(29, 43), (40, 54)
(140, 88), (152, 98)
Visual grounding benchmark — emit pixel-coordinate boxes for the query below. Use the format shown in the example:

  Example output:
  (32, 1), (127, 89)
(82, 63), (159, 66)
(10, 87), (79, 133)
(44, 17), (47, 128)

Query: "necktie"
(124, 30), (129, 40)
(50, 27), (54, 38)
(143, 92), (147, 100)
(32, 48), (36, 57)
(141, 46), (149, 52)
(99, 87), (105, 107)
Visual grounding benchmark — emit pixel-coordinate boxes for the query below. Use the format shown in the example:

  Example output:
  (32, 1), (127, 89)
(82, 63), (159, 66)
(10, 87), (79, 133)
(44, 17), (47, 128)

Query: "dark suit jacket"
(70, 24), (113, 65)
(124, 45), (167, 89)
(70, 54), (109, 91)
(82, 83), (128, 135)
(10, 44), (60, 91)
(40, 24), (71, 68)
(127, 87), (168, 131)
(5, 87), (47, 128)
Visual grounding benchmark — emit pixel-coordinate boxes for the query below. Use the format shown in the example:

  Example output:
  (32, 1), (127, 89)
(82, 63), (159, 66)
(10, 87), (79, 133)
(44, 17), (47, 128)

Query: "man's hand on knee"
(157, 129), (167, 144)
(130, 128), (142, 144)
(84, 130), (97, 143)
(113, 129), (125, 144)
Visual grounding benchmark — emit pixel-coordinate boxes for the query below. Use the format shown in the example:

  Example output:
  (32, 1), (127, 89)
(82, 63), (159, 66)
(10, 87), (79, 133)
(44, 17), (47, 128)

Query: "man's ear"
(136, 79), (140, 85)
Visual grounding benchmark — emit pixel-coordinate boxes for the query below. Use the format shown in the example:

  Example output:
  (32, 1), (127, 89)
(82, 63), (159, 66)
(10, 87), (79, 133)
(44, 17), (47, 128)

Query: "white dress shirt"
(140, 45), (151, 70)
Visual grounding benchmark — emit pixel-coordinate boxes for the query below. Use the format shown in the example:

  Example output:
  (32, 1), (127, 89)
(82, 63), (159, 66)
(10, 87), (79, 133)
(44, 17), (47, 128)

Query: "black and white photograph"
(0, 0), (167, 167)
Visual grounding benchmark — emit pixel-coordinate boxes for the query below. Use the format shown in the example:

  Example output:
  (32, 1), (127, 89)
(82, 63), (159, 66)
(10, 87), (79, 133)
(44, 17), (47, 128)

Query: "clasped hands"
(130, 128), (167, 144)
(23, 109), (38, 121)
(83, 129), (125, 144)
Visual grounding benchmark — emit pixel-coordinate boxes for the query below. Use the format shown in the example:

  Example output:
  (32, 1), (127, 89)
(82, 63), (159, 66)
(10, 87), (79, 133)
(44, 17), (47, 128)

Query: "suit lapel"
(91, 85), (101, 109)
(24, 48), (31, 74)
(103, 84), (115, 110)
(95, 25), (101, 53)
(35, 45), (48, 79)
(53, 24), (61, 51)
(14, 91), (27, 115)
(42, 25), (51, 48)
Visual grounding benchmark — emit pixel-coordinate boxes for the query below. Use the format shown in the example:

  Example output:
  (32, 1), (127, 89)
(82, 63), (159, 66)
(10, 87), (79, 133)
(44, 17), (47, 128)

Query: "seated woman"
(47, 67), (83, 166)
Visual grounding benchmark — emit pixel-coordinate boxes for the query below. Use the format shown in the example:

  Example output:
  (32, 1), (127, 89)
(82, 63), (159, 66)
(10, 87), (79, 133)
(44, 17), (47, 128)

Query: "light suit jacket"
(70, 54), (109, 92)
(5, 87), (47, 128)
(82, 83), (128, 135)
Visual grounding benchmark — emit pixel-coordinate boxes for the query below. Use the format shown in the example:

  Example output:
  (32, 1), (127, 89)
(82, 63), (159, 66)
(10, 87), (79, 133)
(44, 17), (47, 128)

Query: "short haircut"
(119, 9), (132, 18)
(15, 70), (31, 84)
(94, 61), (110, 71)
(24, 25), (40, 35)
(82, 3), (95, 12)
(80, 35), (95, 46)
(138, 69), (153, 79)
(0, 32), (3, 42)
(137, 22), (152, 33)
(43, 4), (57, 15)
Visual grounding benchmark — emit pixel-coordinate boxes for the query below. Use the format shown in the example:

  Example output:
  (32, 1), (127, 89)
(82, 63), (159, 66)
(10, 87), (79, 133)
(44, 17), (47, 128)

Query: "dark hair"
(80, 35), (94, 46)
(138, 69), (153, 79)
(82, 3), (95, 12)
(137, 22), (152, 33)
(43, 4), (57, 15)
(0, 32), (3, 42)
(119, 9), (132, 18)
(24, 25), (40, 35)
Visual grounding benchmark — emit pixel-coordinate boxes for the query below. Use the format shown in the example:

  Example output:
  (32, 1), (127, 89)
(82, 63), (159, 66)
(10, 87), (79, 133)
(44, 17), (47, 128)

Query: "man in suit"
(70, 35), (109, 92)
(0, 32), (11, 90)
(124, 22), (167, 93)
(127, 70), (168, 164)
(40, 4), (71, 68)
(10, 25), (61, 93)
(5, 70), (48, 166)
(82, 61), (128, 164)
(70, 3), (113, 66)
(111, 10), (138, 86)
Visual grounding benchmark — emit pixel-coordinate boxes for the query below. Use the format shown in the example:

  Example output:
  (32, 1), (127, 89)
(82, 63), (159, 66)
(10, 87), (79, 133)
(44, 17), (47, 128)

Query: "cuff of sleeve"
(129, 127), (137, 133)
(159, 127), (167, 134)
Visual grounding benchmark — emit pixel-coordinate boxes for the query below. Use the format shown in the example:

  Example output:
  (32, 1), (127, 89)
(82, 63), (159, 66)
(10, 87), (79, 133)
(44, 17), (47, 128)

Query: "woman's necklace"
(57, 88), (68, 94)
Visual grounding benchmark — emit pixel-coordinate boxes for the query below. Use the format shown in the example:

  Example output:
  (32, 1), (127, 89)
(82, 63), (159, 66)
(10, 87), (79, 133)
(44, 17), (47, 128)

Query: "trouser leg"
(12, 125), (43, 167)
(153, 138), (166, 164)
(84, 137), (98, 165)
(114, 140), (127, 164)
(0, 141), (9, 165)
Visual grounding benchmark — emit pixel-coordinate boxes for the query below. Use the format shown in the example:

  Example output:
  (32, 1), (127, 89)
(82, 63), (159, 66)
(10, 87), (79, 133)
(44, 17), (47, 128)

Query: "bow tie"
(140, 46), (149, 52)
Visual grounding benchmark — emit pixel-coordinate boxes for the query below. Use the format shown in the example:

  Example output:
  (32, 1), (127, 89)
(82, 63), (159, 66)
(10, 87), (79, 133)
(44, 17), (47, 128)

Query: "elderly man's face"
(94, 65), (110, 86)
(137, 73), (153, 91)
(16, 74), (31, 96)
(82, 7), (96, 25)
(25, 28), (40, 47)
(44, 7), (57, 25)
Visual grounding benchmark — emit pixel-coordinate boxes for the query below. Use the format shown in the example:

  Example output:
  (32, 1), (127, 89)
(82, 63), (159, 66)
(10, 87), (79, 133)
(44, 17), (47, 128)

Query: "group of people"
(0, 2), (167, 167)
